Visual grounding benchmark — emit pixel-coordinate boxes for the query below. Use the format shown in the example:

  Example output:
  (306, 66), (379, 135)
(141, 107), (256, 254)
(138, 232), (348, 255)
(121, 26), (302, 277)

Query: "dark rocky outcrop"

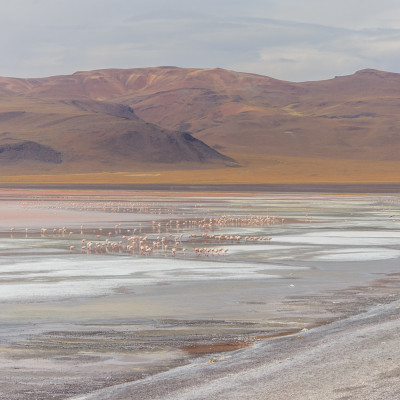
(0, 141), (62, 164)
(65, 100), (139, 120)
(104, 130), (237, 164)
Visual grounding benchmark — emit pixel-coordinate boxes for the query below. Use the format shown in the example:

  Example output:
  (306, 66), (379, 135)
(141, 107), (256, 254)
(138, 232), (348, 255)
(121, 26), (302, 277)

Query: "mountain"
(1, 67), (400, 183)
(0, 70), (238, 175)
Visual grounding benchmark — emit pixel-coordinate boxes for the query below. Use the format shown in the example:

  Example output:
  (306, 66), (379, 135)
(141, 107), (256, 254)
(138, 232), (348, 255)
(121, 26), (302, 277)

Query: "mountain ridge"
(1, 66), (400, 184)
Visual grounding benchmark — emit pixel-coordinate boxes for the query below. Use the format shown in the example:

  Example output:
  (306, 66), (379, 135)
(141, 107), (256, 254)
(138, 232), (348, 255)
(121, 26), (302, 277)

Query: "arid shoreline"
(2, 182), (400, 193)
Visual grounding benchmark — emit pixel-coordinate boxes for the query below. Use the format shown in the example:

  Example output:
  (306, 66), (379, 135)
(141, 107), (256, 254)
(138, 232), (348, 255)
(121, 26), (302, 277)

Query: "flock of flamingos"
(15, 198), (286, 259)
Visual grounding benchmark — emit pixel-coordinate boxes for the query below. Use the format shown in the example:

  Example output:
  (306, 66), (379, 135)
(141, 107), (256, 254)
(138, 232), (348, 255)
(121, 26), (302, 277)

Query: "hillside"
(0, 85), (236, 174)
(1, 67), (400, 184)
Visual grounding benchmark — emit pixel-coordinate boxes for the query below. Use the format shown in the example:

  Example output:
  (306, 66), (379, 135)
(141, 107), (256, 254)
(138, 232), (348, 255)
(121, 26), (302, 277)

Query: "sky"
(1, 0), (400, 81)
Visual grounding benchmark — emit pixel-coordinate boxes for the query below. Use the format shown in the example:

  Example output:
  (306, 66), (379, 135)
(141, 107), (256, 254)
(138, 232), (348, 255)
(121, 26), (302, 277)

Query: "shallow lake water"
(0, 189), (399, 399)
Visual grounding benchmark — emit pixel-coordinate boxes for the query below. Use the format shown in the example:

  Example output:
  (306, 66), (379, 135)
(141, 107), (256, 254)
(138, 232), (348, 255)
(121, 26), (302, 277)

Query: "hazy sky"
(1, 0), (400, 81)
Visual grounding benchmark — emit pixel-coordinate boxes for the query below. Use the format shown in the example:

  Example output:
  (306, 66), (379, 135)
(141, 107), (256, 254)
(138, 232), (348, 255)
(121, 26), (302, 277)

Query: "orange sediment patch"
(181, 329), (305, 356)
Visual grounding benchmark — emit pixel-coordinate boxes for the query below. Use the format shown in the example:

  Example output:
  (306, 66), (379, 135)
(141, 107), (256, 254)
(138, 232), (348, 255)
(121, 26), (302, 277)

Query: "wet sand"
(0, 273), (399, 400)
(67, 294), (400, 400)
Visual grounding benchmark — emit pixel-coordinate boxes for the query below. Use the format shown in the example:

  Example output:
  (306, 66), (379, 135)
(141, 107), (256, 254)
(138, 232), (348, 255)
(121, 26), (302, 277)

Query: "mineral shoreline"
(1, 274), (399, 400)
(66, 291), (400, 400)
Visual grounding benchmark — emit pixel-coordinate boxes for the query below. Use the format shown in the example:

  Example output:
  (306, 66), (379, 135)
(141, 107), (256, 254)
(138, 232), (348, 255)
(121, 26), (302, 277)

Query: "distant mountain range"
(1, 66), (400, 183)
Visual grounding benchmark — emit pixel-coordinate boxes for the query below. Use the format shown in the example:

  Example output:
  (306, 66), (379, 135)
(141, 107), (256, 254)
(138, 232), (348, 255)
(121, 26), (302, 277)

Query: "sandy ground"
(4, 155), (400, 185)
(63, 298), (400, 400)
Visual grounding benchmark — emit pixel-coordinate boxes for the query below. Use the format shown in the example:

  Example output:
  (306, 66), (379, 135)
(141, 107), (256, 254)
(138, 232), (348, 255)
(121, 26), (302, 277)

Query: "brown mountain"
(0, 71), (238, 175)
(1, 67), (400, 184)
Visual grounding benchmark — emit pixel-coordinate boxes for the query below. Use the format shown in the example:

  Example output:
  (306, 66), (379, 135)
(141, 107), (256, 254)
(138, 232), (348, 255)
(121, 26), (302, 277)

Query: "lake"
(0, 189), (399, 399)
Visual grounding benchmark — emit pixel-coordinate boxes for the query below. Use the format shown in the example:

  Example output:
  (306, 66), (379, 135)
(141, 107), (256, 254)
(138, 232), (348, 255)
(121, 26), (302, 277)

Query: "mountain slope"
(0, 66), (400, 183)
(110, 67), (400, 162)
(0, 90), (236, 173)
